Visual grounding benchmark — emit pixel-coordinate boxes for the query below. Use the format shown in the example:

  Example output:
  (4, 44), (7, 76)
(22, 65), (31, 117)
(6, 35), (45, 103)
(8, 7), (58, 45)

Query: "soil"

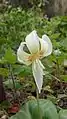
(0, 80), (67, 118)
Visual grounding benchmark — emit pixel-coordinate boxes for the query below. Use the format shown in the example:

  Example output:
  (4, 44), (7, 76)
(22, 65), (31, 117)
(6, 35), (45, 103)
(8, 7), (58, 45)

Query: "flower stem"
(36, 88), (39, 109)
(36, 89), (42, 119)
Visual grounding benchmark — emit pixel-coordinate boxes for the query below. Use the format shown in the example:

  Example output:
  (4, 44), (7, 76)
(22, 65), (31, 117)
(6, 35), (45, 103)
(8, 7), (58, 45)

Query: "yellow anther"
(28, 51), (44, 62)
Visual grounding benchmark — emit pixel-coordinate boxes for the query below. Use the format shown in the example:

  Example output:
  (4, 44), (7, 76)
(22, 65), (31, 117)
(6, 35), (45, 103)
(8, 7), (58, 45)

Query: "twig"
(50, 74), (60, 81)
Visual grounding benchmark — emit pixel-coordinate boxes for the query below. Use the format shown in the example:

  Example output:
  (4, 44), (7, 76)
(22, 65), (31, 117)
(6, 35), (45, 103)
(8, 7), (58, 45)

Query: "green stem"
(56, 59), (60, 79)
(8, 64), (16, 101)
(36, 89), (42, 119)
(36, 88), (39, 109)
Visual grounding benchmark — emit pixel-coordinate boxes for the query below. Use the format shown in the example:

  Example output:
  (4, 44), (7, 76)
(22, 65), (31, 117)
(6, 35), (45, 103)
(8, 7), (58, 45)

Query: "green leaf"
(4, 80), (22, 89)
(61, 75), (67, 82)
(47, 95), (57, 104)
(4, 48), (16, 64)
(51, 33), (60, 40)
(61, 38), (67, 49)
(10, 110), (31, 119)
(9, 99), (59, 119)
(0, 68), (9, 77)
(14, 65), (32, 76)
(59, 109), (67, 119)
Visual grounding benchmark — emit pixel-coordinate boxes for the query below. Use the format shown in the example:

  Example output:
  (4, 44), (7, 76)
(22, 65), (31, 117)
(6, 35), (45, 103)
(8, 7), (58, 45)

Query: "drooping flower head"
(17, 30), (52, 93)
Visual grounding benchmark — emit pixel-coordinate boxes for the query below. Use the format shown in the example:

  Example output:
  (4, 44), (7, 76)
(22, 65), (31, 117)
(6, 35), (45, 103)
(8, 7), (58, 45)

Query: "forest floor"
(0, 80), (67, 119)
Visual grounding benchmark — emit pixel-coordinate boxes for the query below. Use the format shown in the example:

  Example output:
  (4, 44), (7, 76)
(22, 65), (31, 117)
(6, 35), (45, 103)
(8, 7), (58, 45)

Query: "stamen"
(27, 50), (44, 62)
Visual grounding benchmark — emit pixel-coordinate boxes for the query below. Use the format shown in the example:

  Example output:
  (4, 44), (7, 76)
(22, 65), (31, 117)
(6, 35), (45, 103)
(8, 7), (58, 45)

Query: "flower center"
(28, 51), (44, 62)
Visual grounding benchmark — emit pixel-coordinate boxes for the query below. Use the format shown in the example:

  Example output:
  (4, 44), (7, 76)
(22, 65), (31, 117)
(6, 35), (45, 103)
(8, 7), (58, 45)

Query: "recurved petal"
(32, 59), (44, 93)
(42, 35), (52, 57)
(17, 42), (32, 65)
(39, 38), (48, 58)
(25, 30), (39, 54)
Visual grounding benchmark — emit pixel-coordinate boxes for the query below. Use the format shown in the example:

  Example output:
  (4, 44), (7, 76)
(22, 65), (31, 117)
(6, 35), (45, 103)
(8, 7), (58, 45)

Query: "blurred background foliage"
(0, 0), (67, 16)
(0, 6), (67, 82)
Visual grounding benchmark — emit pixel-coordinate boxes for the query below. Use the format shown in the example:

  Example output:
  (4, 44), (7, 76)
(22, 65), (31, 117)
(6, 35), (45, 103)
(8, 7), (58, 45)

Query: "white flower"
(17, 30), (52, 93)
(54, 49), (61, 56)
